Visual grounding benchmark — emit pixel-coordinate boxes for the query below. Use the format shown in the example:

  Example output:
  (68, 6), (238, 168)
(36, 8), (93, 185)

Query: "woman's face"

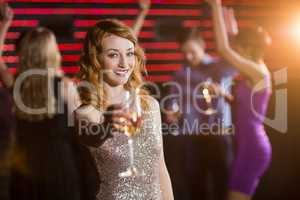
(100, 34), (135, 87)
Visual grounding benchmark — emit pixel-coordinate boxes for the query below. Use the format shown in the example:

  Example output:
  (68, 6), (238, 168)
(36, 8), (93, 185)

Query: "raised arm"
(0, 3), (13, 88)
(206, 0), (268, 84)
(132, 0), (150, 36)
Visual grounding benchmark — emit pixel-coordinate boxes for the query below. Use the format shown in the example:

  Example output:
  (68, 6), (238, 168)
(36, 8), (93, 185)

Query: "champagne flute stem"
(128, 138), (134, 167)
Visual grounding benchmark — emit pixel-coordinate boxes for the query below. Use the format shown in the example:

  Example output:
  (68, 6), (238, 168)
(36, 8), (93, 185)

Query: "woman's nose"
(118, 54), (128, 68)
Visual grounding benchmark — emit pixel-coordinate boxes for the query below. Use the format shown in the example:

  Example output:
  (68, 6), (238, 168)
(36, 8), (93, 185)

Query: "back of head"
(16, 27), (60, 72)
(233, 26), (272, 62)
(15, 27), (60, 122)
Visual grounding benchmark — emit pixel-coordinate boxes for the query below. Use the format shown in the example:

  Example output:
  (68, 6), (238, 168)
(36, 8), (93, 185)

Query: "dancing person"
(207, 0), (272, 199)
(75, 19), (174, 200)
(0, 3), (97, 199)
(10, 26), (85, 200)
(164, 28), (236, 200)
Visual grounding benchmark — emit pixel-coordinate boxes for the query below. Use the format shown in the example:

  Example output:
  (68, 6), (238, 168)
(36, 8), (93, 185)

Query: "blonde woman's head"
(14, 27), (61, 121)
(78, 19), (147, 109)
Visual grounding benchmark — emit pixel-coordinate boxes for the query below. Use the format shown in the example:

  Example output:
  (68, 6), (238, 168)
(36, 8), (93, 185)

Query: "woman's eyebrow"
(103, 48), (119, 52)
(103, 47), (134, 52)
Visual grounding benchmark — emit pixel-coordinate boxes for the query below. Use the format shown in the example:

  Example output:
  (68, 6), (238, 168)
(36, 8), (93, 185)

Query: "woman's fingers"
(138, 0), (151, 10)
(111, 123), (126, 134)
(0, 3), (13, 23)
(105, 104), (135, 135)
(222, 6), (238, 36)
(5, 5), (13, 21)
(111, 115), (132, 125)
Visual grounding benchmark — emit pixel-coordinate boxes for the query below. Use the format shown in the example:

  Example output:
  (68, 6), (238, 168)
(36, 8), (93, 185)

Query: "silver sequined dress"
(89, 97), (163, 200)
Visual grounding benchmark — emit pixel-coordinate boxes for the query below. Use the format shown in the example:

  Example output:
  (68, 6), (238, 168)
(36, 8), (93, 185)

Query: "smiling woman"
(75, 19), (174, 200)
(78, 19), (146, 109)
(101, 35), (136, 86)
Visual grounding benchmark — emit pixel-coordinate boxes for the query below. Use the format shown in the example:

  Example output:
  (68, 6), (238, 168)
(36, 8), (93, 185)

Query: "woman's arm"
(207, 0), (268, 84)
(132, 0), (150, 36)
(159, 150), (174, 200)
(74, 105), (112, 147)
(0, 3), (14, 89)
(74, 104), (132, 147)
(150, 97), (174, 200)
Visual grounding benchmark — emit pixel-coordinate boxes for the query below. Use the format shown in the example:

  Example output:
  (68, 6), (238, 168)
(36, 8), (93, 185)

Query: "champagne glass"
(202, 80), (218, 115)
(170, 99), (180, 118)
(119, 89), (144, 178)
(168, 99), (181, 136)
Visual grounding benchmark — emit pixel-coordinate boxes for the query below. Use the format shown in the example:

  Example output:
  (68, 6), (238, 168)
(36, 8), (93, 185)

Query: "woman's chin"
(105, 77), (129, 87)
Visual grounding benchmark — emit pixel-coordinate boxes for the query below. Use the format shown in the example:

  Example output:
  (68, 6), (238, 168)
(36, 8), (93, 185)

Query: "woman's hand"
(104, 104), (132, 136)
(0, 3), (13, 27)
(205, 0), (221, 6)
(209, 82), (234, 102)
(138, 0), (151, 11)
(206, 0), (238, 35)
(223, 6), (238, 36)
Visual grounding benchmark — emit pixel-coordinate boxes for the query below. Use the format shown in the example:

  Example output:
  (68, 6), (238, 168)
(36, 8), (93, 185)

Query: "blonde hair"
(15, 27), (61, 121)
(78, 19), (148, 110)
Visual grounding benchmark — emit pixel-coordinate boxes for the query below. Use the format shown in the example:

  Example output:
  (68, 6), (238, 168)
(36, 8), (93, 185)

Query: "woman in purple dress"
(207, 0), (272, 199)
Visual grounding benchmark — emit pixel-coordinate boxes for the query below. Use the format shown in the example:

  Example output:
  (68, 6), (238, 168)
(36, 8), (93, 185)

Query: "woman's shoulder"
(142, 95), (160, 114)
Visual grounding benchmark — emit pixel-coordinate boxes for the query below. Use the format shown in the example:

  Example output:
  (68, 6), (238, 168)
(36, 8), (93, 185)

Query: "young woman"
(0, 3), (99, 199)
(207, 0), (272, 200)
(75, 19), (174, 200)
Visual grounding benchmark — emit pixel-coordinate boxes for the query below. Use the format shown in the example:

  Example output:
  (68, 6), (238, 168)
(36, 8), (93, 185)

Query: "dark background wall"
(5, 0), (300, 199)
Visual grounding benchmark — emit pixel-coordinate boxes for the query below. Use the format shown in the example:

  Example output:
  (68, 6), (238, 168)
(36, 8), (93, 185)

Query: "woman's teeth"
(114, 69), (129, 76)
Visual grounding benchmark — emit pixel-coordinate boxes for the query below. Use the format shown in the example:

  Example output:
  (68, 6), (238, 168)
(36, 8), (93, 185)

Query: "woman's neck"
(104, 82), (126, 105)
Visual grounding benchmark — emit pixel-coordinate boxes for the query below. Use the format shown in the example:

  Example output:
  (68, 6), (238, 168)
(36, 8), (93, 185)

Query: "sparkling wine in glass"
(168, 99), (181, 136)
(119, 89), (144, 177)
(202, 80), (218, 115)
(170, 99), (181, 119)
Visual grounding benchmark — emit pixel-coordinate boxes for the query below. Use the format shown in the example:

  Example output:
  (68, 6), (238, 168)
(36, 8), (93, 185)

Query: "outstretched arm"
(0, 3), (13, 88)
(132, 0), (150, 36)
(207, 0), (268, 84)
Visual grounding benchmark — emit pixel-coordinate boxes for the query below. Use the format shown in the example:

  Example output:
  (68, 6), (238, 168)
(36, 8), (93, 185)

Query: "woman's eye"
(108, 53), (118, 58)
(127, 52), (135, 57)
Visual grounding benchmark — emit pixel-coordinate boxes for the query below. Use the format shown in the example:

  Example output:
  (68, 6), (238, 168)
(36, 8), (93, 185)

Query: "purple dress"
(229, 76), (272, 195)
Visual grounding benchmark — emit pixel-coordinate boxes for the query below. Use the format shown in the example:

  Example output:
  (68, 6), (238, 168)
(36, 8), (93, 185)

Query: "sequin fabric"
(89, 97), (163, 200)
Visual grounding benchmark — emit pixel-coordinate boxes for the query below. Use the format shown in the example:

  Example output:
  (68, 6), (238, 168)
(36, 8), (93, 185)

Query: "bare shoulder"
(74, 104), (103, 124)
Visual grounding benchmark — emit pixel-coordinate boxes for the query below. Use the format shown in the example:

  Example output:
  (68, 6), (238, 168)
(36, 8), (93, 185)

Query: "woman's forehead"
(102, 34), (134, 51)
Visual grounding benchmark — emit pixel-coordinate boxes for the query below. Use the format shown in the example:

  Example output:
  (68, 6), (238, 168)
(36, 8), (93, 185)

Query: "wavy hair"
(78, 19), (148, 110)
(14, 27), (61, 121)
